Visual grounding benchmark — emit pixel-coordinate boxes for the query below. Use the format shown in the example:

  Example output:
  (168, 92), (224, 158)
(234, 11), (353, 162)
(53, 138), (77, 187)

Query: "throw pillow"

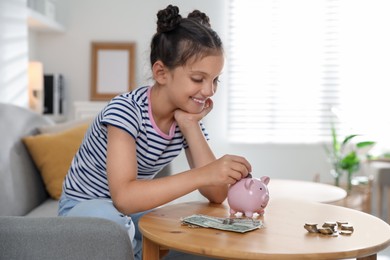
(22, 123), (89, 200)
(38, 117), (93, 134)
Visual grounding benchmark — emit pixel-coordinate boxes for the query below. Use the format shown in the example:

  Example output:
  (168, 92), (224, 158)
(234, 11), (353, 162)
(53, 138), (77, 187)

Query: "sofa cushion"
(22, 123), (89, 200)
(25, 199), (59, 217)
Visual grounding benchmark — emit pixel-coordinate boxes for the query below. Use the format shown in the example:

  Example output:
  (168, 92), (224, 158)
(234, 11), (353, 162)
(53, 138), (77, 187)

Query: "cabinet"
(73, 101), (108, 120)
(27, 8), (64, 33)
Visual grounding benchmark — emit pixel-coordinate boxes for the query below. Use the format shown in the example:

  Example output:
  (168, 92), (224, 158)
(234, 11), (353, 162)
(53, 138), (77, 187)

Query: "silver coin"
(304, 224), (319, 233)
(318, 227), (334, 235)
(340, 224), (354, 231)
(339, 230), (353, 235)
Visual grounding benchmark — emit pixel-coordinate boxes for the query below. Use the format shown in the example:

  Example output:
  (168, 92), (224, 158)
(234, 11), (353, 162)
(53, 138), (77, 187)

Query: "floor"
(379, 247), (390, 260)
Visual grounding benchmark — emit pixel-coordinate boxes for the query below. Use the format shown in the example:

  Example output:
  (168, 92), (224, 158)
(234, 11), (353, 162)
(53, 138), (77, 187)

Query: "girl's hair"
(150, 5), (223, 70)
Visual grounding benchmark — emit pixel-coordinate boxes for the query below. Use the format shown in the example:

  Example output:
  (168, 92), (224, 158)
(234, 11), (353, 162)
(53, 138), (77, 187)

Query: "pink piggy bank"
(227, 175), (270, 217)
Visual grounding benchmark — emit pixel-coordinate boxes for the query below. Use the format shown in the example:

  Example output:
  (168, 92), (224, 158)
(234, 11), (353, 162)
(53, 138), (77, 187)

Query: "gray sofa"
(0, 103), (134, 260)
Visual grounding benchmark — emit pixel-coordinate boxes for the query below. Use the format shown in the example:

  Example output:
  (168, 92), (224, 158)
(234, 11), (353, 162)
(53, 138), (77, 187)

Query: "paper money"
(181, 214), (263, 233)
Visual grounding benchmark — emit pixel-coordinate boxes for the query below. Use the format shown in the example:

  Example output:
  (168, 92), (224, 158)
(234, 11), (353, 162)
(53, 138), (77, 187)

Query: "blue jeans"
(58, 192), (147, 260)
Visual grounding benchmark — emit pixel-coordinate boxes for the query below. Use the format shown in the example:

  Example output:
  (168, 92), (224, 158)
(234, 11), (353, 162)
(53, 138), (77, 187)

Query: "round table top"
(268, 179), (347, 203)
(139, 198), (390, 260)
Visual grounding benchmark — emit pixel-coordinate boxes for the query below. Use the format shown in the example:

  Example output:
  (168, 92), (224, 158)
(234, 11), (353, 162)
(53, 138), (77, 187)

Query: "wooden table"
(268, 179), (347, 203)
(139, 198), (390, 260)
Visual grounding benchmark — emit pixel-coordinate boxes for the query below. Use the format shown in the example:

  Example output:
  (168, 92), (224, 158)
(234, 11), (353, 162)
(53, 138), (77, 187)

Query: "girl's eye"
(191, 78), (203, 83)
(213, 78), (220, 85)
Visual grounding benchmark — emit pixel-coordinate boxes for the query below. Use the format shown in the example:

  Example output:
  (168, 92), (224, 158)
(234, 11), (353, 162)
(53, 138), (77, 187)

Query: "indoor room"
(1, 0), (390, 259)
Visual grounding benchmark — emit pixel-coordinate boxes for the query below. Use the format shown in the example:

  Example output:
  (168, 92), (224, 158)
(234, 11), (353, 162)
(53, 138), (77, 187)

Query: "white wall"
(34, 0), (335, 183)
(35, 0), (226, 112)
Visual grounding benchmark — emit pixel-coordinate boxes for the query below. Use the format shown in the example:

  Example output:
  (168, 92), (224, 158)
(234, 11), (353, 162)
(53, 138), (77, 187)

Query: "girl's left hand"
(174, 98), (213, 127)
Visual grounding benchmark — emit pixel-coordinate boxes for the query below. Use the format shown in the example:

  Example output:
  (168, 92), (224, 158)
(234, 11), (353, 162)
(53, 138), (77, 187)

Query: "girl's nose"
(202, 83), (215, 97)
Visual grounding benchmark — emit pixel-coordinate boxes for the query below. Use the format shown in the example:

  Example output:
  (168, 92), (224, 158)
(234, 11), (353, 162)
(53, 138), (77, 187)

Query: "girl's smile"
(191, 97), (207, 104)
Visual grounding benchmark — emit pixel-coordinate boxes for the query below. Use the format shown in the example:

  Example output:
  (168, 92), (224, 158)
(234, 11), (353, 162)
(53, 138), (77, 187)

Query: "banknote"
(181, 214), (263, 233)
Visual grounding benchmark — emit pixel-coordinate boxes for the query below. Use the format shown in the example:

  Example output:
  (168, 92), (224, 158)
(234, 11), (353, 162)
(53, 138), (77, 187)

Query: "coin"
(340, 230), (353, 236)
(336, 221), (348, 227)
(318, 228), (334, 235)
(323, 221), (337, 227)
(322, 221), (337, 232)
(340, 224), (354, 232)
(304, 223), (319, 233)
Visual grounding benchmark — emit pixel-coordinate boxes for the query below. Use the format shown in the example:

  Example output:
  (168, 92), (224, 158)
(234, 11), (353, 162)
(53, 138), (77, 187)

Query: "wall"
(35, 0), (226, 114)
(34, 0), (335, 183)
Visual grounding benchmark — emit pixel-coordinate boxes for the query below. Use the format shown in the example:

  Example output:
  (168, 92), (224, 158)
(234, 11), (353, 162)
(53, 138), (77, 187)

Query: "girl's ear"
(152, 60), (168, 84)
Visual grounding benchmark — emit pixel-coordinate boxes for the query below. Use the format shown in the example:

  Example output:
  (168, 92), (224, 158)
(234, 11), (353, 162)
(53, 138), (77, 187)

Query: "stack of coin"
(340, 224), (354, 231)
(318, 227), (334, 235)
(322, 221), (337, 232)
(337, 221), (348, 227)
(304, 223), (319, 233)
(304, 221), (354, 236)
(339, 223), (354, 236)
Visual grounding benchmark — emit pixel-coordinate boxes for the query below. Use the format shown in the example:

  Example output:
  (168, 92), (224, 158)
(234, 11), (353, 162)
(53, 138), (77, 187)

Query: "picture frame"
(90, 42), (135, 101)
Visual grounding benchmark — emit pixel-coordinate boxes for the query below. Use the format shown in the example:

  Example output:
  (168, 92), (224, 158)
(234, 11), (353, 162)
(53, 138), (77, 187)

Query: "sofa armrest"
(0, 216), (134, 260)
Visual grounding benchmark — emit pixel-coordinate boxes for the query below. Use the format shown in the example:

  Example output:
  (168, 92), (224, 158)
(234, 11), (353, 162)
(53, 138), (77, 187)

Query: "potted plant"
(324, 124), (375, 192)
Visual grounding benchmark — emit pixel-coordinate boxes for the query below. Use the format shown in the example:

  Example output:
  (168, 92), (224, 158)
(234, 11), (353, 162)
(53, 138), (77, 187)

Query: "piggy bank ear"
(244, 179), (254, 190)
(261, 176), (270, 185)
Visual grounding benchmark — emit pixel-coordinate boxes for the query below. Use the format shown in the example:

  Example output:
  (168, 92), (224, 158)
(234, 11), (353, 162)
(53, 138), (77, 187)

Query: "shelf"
(27, 8), (64, 33)
(73, 101), (108, 120)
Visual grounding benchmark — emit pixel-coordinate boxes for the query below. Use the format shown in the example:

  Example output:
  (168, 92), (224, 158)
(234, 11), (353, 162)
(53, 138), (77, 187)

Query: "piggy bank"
(227, 175), (270, 217)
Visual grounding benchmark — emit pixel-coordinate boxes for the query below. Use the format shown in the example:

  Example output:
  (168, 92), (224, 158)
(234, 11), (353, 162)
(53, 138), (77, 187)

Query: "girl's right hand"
(202, 154), (252, 186)
(174, 98), (214, 130)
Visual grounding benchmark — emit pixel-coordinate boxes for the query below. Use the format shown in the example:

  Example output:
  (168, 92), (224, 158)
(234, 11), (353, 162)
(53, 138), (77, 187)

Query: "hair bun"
(187, 10), (211, 27)
(157, 5), (182, 33)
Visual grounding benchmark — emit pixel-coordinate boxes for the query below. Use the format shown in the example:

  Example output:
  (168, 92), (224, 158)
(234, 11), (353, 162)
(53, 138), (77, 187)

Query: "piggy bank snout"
(262, 193), (270, 205)
(259, 190), (269, 203)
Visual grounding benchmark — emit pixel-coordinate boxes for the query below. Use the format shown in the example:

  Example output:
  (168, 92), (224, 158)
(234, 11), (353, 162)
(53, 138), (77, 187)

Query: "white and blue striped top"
(63, 86), (208, 201)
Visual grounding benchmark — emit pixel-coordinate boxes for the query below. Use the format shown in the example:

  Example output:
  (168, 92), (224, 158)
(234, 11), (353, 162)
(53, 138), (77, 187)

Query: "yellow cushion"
(23, 123), (89, 200)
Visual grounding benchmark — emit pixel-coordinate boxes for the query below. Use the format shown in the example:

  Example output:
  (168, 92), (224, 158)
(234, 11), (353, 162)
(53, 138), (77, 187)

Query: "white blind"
(227, 0), (390, 144)
(0, 0), (28, 107)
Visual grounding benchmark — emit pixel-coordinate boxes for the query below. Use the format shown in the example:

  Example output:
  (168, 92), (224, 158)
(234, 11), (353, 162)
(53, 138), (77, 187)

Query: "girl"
(59, 5), (251, 260)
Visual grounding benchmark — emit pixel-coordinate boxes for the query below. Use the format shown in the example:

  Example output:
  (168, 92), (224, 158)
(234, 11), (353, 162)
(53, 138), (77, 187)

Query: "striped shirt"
(63, 86), (208, 201)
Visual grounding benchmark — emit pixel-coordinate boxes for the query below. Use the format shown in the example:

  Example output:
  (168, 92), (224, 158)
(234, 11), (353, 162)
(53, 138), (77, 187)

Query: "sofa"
(0, 102), (134, 260)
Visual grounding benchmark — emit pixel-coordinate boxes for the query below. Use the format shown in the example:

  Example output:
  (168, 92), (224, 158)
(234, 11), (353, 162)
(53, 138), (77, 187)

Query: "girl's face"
(167, 54), (224, 114)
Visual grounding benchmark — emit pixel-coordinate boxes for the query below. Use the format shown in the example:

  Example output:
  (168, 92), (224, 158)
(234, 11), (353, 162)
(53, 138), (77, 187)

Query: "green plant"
(324, 124), (375, 191)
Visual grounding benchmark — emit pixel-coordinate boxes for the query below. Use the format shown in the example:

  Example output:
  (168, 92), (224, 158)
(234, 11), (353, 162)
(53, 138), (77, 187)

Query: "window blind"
(0, 0), (29, 106)
(227, 0), (390, 144)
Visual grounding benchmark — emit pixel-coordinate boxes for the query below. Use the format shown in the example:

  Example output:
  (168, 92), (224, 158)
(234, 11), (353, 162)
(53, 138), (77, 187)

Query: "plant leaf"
(340, 151), (360, 171)
(356, 141), (375, 148)
(341, 134), (359, 146)
(331, 125), (340, 152)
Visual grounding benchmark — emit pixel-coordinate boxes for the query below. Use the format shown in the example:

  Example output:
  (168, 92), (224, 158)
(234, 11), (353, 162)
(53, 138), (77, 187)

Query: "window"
(0, 0), (28, 106)
(228, 0), (390, 145)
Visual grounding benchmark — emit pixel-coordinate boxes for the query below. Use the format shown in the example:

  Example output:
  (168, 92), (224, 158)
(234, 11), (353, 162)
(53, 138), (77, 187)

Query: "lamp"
(28, 61), (44, 113)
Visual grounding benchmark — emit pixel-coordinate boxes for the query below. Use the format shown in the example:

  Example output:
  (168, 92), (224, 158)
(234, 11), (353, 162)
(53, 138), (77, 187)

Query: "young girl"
(58, 5), (251, 260)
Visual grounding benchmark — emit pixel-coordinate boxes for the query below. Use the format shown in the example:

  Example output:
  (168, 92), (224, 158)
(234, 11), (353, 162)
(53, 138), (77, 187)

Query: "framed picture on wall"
(90, 42), (136, 101)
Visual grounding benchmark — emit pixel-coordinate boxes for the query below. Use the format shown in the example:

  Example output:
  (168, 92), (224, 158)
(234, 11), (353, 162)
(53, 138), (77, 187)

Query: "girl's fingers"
(228, 170), (244, 181)
(202, 98), (213, 116)
(226, 155), (252, 175)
